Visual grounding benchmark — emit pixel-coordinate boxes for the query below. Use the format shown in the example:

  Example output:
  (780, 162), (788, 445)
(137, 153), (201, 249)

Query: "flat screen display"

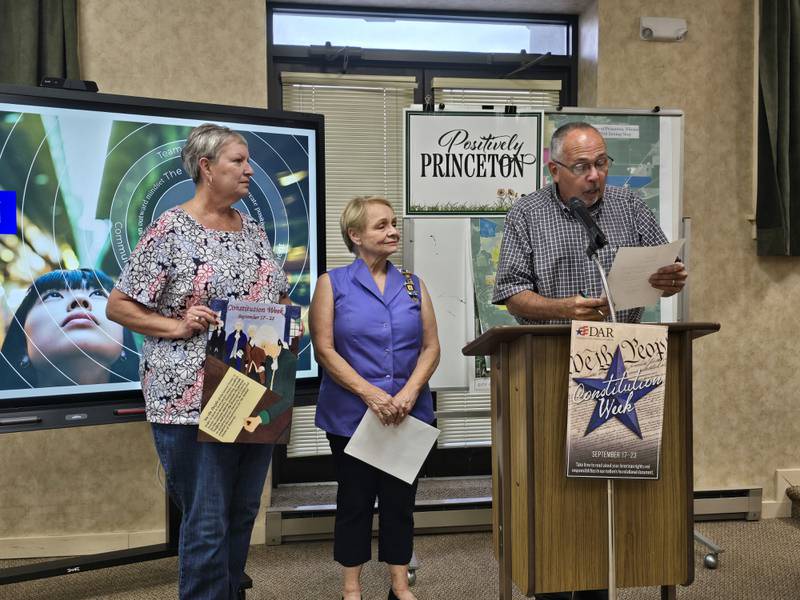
(0, 85), (322, 412)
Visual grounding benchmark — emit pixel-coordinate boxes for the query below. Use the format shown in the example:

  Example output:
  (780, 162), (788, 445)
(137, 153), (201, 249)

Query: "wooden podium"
(462, 323), (719, 599)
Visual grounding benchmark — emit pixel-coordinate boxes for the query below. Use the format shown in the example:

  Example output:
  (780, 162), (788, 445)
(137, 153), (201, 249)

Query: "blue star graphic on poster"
(573, 346), (662, 439)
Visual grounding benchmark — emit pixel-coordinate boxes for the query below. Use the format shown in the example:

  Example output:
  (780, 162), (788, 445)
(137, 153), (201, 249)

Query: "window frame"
(268, 3), (579, 109)
(266, 3), (579, 484)
(270, 5), (576, 56)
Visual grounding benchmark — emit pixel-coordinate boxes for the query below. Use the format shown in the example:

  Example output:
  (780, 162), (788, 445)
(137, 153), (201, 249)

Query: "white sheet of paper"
(344, 410), (440, 484)
(606, 239), (685, 311)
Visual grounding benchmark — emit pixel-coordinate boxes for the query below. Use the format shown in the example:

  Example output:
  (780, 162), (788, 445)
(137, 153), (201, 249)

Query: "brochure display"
(199, 299), (301, 444)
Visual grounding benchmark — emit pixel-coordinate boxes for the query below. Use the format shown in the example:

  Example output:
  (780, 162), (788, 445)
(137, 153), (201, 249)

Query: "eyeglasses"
(552, 155), (614, 177)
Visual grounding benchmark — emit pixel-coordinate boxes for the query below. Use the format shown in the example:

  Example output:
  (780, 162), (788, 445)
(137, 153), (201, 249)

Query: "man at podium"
(492, 121), (686, 326)
(491, 122), (687, 599)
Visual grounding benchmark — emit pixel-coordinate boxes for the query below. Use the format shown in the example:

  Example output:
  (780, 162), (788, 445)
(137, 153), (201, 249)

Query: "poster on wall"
(468, 217), (517, 391)
(405, 110), (542, 216)
(565, 321), (668, 480)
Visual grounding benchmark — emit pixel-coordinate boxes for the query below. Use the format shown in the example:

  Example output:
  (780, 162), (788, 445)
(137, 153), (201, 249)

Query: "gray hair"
(181, 123), (248, 183)
(549, 121), (602, 162)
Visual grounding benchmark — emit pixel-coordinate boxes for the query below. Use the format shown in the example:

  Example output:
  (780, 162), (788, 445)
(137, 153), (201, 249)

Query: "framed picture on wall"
(404, 110), (542, 216)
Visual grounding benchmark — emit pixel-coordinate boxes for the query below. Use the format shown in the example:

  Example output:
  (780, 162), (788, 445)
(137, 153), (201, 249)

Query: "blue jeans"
(151, 423), (273, 600)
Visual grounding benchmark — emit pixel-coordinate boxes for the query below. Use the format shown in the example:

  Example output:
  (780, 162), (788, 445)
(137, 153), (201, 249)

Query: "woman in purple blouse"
(310, 196), (440, 600)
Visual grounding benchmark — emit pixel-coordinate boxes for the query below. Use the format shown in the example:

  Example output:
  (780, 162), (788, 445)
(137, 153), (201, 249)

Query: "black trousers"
(328, 433), (419, 567)
(536, 591), (608, 599)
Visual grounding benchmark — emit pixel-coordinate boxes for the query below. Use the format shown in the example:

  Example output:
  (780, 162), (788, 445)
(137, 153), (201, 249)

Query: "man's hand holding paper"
(648, 260), (688, 297)
(606, 240), (686, 311)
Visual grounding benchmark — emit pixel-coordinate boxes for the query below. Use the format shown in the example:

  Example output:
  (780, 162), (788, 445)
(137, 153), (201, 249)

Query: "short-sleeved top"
(315, 259), (434, 437)
(115, 207), (289, 424)
(492, 184), (669, 324)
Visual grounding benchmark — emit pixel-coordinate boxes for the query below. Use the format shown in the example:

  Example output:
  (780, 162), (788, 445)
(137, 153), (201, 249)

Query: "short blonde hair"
(340, 196), (394, 254)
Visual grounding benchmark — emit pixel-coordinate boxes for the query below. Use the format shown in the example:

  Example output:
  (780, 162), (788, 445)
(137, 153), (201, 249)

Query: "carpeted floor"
(1, 519), (799, 599)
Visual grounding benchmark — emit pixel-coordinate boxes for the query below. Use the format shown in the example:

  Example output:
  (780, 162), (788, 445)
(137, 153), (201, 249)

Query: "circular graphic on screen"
(99, 125), (314, 371)
(104, 128), (309, 278)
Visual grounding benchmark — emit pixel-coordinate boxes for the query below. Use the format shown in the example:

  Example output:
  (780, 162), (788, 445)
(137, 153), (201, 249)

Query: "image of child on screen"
(0, 269), (139, 390)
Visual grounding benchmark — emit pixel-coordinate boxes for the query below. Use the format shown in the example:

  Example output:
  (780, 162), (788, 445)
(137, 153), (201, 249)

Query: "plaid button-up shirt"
(492, 184), (668, 324)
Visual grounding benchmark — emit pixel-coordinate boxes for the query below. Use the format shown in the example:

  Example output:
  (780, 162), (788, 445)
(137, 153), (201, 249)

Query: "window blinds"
(282, 72), (416, 269)
(285, 405), (330, 459)
(282, 72), (416, 458)
(436, 389), (491, 447)
(281, 75), (556, 457)
(429, 77), (562, 448)
(432, 76), (562, 108)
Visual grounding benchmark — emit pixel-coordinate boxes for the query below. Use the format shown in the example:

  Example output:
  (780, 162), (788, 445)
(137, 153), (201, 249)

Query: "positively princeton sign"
(405, 111), (542, 215)
(565, 321), (668, 480)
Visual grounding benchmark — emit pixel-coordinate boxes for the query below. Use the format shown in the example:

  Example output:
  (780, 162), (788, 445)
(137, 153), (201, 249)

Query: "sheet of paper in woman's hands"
(344, 411), (440, 484)
(606, 240), (685, 311)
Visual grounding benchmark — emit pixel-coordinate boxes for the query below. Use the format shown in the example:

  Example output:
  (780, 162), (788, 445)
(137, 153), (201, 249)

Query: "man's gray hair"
(549, 121), (602, 162)
(181, 123), (247, 183)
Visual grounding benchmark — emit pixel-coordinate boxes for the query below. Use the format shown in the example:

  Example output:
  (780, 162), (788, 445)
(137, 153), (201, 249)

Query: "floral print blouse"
(115, 207), (289, 424)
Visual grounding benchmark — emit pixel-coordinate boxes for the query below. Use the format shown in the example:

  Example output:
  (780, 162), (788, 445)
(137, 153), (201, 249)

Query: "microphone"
(568, 197), (608, 257)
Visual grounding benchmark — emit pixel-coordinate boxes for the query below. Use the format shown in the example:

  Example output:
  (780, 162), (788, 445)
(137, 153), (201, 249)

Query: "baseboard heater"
(266, 497), (492, 545)
(266, 487), (762, 545)
(693, 487), (761, 521)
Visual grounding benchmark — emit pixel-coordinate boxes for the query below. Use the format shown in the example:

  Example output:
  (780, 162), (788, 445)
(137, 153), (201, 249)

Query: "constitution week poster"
(565, 321), (668, 479)
(199, 299), (301, 444)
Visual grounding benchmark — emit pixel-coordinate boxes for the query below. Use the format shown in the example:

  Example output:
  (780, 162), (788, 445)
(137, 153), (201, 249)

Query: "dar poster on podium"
(565, 321), (668, 480)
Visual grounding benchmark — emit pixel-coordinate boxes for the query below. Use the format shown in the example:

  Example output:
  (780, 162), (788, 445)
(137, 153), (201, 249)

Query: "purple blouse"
(315, 259), (434, 436)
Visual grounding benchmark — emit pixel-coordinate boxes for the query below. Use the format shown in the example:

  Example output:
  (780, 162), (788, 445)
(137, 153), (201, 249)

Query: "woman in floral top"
(107, 123), (292, 600)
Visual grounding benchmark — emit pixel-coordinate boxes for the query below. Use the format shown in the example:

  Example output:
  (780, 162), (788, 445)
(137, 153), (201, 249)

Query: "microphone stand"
(583, 238), (618, 600)
(579, 216), (617, 323)
(570, 195), (618, 323)
(590, 253), (617, 323)
(570, 195), (621, 599)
